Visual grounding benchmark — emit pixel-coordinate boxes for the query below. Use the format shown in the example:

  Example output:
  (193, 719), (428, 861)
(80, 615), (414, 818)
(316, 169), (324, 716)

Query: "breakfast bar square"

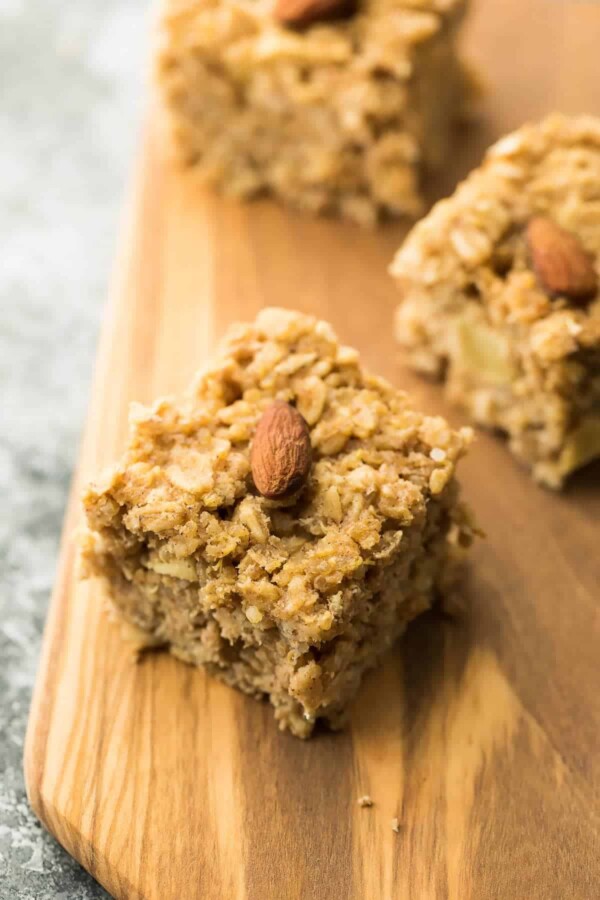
(81, 308), (473, 737)
(155, 0), (472, 224)
(392, 114), (600, 488)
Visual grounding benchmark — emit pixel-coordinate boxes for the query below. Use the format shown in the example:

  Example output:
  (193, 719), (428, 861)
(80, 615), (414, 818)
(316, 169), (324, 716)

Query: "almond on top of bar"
(155, 0), (473, 225)
(81, 308), (475, 737)
(392, 114), (600, 489)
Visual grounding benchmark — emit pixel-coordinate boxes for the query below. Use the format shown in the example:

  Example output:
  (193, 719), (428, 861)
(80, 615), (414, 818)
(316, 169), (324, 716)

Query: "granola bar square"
(156, 0), (472, 224)
(82, 308), (473, 736)
(392, 115), (600, 488)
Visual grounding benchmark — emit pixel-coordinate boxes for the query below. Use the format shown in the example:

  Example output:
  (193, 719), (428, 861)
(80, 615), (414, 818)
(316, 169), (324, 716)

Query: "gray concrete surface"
(0, 1), (147, 896)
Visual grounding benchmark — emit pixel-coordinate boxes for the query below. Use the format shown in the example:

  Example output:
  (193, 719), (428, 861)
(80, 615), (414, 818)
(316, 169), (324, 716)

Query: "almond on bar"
(274, 0), (356, 28)
(251, 401), (312, 499)
(526, 216), (597, 302)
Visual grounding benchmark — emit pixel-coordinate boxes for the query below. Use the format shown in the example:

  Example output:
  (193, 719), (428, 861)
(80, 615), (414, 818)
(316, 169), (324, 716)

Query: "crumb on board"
(357, 795), (374, 808)
(391, 817), (401, 833)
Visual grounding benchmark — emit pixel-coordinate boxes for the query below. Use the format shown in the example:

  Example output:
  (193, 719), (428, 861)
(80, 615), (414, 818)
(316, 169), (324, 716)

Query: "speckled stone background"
(1, 1), (147, 896)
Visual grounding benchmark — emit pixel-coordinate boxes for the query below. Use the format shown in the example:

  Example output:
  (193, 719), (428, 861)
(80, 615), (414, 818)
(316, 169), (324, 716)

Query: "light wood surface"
(25, 1), (600, 897)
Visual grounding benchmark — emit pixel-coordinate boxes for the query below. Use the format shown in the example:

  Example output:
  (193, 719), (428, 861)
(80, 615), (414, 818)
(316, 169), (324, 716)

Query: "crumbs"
(357, 796), (402, 835)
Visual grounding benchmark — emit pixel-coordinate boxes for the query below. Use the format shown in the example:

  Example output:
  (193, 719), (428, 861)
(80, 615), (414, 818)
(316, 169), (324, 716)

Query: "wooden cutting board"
(25, 1), (600, 897)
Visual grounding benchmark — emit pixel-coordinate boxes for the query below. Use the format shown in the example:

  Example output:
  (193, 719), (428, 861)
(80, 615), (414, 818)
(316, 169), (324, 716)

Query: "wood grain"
(25, 1), (600, 897)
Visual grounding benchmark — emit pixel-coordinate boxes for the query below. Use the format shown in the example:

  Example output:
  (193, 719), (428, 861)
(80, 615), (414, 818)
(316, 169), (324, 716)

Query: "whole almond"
(526, 216), (597, 302)
(251, 401), (312, 500)
(274, 0), (355, 29)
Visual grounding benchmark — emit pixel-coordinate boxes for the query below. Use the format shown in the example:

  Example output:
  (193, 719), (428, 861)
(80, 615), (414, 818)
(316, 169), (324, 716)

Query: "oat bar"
(156, 0), (472, 224)
(392, 114), (600, 488)
(82, 308), (473, 736)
